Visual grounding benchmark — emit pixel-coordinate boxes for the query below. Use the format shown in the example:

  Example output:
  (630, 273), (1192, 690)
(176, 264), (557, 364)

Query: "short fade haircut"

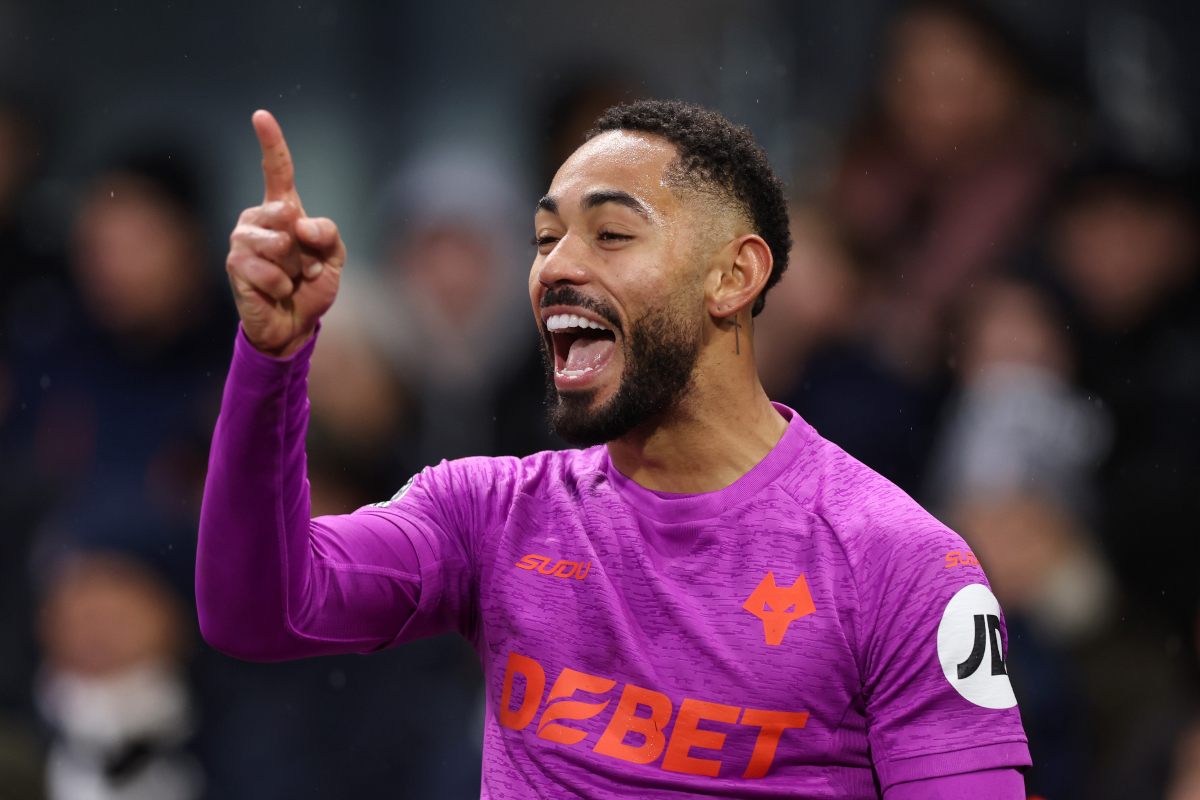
(587, 99), (791, 316)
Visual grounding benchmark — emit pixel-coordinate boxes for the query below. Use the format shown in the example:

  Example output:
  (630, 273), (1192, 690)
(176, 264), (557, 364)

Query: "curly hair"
(588, 100), (791, 316)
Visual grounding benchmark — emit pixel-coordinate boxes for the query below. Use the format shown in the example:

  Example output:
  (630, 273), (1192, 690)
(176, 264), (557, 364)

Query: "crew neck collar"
(602, 403), (812, 523)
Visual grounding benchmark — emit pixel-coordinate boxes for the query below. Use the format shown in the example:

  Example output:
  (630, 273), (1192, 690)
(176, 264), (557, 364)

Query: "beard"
(542, 297), (701, 448)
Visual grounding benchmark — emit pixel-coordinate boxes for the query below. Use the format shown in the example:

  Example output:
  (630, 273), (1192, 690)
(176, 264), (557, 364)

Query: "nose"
(535, 233), (590, 291)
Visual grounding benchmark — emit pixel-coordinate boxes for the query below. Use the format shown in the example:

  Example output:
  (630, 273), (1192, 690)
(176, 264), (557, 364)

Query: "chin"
(546, 388), (615, 448)
(541, 301), (701, 448)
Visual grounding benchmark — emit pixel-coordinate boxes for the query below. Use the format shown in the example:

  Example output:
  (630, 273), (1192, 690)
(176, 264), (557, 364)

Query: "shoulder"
(779, 431), (975, 584)
(372, 446), (607, 516)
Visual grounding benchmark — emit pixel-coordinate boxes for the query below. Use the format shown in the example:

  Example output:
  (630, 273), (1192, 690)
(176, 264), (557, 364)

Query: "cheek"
(528, 259), (542, 301)
(626, 234), (700, 296)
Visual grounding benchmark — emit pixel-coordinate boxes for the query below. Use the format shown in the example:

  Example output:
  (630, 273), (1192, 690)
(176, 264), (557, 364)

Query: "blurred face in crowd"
(531, 131), (736, 445)
(39, 554), (184, 678)
(883, 8), (1023, 166)
(73, 173), (204, 341)
(393, 225), (494, 323)
(1055, 185), (1198, 331)
(959, 281), (1070, 381)
(752, 209), (859, 398)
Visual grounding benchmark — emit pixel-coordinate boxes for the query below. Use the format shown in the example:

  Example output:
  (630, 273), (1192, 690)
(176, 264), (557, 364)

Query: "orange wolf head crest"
(743, 572), (816, 645)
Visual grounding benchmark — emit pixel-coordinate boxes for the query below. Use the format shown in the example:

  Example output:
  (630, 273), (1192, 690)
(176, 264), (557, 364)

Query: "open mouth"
(545, 311), (617, 385)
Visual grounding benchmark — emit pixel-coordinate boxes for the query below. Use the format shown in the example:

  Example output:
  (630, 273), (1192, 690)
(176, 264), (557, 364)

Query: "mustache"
(540, 286), (623, 334)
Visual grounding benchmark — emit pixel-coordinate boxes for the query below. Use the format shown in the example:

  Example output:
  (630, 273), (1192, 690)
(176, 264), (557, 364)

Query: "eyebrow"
(535, 190), (651, 220)
(582, 189), (650, 219)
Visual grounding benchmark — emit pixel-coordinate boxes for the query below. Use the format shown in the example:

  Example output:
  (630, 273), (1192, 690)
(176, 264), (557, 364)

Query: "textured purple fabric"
(198, 328), (1030, 798)
(885, 767), (1025, 799)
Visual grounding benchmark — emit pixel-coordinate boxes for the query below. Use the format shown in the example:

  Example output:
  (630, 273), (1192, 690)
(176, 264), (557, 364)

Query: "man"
(198, 101), (1029, 798)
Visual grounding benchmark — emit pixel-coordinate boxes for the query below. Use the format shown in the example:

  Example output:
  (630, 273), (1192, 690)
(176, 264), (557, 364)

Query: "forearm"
(196, 327), (419, 660)
(885, 767), (1025, 799)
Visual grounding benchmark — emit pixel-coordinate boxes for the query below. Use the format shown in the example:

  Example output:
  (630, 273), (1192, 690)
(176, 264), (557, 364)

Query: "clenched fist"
(226, 110), (346, 358)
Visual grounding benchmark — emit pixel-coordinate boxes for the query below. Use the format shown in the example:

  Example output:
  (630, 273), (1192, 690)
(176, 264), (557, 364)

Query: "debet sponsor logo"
(498, 651), (808, 780)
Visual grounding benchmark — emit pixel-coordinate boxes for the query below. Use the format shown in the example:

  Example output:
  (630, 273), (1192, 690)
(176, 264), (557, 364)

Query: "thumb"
(296, 217), (345, 272)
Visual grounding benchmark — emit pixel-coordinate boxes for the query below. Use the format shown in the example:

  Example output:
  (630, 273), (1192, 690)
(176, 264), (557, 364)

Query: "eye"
(532, 235), (559, 248)
(597, 231), (633, 242)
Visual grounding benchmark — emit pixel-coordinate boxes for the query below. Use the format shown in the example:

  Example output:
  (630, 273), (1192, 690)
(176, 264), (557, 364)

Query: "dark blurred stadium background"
(1, 0), (1200, 798)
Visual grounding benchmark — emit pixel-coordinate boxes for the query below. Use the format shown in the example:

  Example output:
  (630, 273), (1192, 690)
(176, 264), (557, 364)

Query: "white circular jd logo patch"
(936, 583), (1018, 709)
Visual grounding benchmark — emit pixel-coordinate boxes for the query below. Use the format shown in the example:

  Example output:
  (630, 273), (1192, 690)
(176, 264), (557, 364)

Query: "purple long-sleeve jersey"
(197, 329), (1030, 798)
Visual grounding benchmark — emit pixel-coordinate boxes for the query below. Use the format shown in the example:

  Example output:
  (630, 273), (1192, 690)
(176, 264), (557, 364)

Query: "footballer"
(197, 100), (1029, 798)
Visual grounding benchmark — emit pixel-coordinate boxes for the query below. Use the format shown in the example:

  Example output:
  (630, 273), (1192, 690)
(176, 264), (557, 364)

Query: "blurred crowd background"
(0, 0), (1199, 798)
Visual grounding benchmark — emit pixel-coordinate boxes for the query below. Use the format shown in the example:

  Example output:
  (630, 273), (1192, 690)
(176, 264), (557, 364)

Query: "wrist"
(240, 324), (318, 361)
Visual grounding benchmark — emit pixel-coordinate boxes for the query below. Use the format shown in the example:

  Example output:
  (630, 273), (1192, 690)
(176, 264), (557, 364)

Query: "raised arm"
(196, 112), (422, 661)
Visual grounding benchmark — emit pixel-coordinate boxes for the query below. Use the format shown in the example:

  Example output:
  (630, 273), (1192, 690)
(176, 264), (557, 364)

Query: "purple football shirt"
(197, 330), (1030, 798)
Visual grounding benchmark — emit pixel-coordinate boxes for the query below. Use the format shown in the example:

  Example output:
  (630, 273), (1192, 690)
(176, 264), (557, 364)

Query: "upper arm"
(884, 767), (1026, 800)
(349, 456), (522, 644)
(850, 498), (1030, 789)
(287, 512), (424, 649)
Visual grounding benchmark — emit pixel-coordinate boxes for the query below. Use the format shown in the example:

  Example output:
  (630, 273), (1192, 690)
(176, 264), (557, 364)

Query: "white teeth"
(555, 366), (594, 377)
(544, 312), (609, 332)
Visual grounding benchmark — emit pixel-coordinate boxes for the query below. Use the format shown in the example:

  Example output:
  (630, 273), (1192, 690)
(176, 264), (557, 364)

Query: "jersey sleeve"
(196, 327), (517, 661)
(357, 453), (522, 644)
(841, 476), (1031, 790)
(884, 767), (1026, 799)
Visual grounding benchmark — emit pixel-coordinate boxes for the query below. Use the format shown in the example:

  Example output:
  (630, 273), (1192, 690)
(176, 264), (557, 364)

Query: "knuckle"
(269, 276), (293, 299)
(225, 249), (245, 274)
(265, 230), (292, 256)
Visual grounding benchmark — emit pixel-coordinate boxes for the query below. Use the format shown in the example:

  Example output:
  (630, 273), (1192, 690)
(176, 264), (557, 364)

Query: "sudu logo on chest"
(743, 572), (816, 645)
(515, 553), (592, 580)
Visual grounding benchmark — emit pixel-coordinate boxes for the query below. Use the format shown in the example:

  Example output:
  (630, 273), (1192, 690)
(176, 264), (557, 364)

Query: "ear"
(705, 234), (773, 319)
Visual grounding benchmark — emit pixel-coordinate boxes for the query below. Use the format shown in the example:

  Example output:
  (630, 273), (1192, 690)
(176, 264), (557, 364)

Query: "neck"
(606, 321), (787, 494)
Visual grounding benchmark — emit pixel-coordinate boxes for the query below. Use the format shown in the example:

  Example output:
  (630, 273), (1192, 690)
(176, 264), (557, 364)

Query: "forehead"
(547, 130), (680, 208)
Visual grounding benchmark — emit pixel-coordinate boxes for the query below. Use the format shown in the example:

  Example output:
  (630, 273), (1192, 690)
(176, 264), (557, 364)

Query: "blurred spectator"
(331, 145), (555, 471)
(1022, 164), (1200, 799)
(36, 552), (201, 800)
(926, 277), (1200, 799)
(787, 0), (1061, 495)
(781, 241), (946, 494)
(305, 328), (412, 516)
(72, 168), (207, 349)
(1035, 164), (1200, 633)
(10, 148), (234, 590)
(924, 279), (1108, 799)
(928, 280), (1114, 639)
(832, 0), (1059, 375)
(753, 206), (861, 400)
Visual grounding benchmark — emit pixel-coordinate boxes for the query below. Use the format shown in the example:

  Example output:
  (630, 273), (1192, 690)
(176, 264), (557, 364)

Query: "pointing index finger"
(252, 110), (300, 206)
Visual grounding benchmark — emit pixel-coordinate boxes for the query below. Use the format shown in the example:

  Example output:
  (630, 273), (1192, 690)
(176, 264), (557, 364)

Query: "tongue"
(565, 336), (614, 371)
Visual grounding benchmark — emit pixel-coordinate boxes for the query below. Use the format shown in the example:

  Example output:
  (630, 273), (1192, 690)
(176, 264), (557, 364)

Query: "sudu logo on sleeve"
(936, 583), (1018, 709)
